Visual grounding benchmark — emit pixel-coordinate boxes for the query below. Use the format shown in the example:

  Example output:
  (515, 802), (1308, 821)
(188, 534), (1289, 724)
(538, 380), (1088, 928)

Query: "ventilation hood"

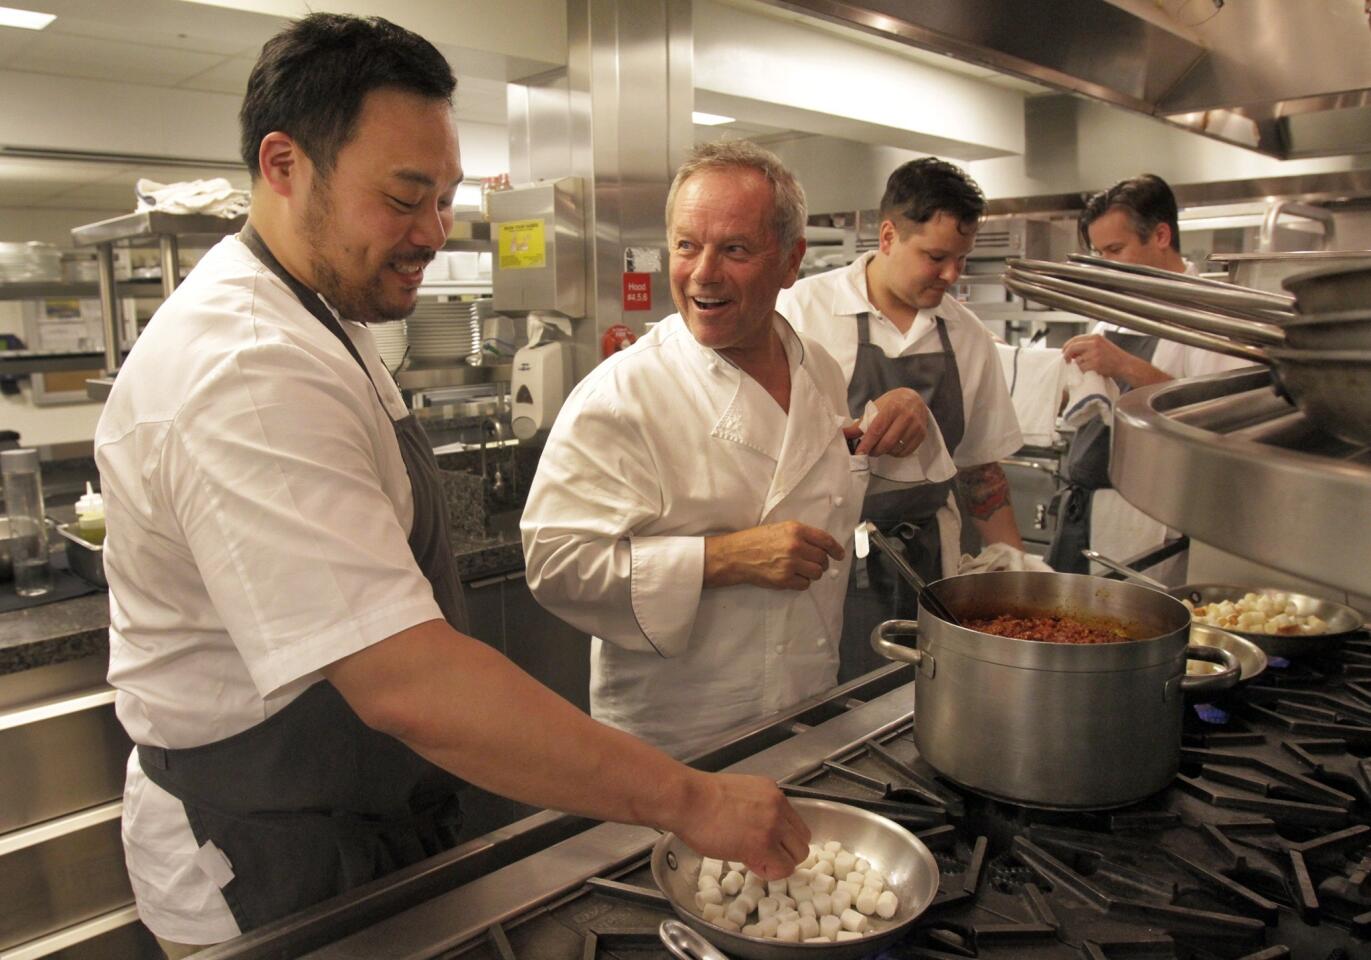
(760, 0), (1371, 160)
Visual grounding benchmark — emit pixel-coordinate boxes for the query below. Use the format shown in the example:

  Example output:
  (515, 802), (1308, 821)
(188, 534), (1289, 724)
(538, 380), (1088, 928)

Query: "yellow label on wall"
(497, 219), (547, 270)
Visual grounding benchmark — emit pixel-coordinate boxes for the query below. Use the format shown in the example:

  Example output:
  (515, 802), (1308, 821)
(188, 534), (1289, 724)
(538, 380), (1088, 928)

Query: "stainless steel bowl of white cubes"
(650, 797), (941, 960)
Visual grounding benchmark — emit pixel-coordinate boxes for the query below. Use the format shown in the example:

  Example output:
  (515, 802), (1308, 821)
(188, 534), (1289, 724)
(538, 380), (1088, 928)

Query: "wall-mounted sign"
(622, 272), (651, 311)
(497, 219), (547, 270)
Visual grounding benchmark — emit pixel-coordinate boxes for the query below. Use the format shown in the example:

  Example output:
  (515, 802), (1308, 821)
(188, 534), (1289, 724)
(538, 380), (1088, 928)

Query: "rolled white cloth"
(135, 178), (249, 218)
(958, 542), (1054, 575)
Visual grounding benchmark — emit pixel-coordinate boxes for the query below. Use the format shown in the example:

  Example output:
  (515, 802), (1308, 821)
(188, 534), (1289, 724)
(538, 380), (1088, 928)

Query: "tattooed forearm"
(956, 462), (1012, 520)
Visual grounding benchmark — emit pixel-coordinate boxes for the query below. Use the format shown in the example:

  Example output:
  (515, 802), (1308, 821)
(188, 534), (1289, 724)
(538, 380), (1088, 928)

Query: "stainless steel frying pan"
(651, 797), (940, 960)
(1083, 550), (1364, 658)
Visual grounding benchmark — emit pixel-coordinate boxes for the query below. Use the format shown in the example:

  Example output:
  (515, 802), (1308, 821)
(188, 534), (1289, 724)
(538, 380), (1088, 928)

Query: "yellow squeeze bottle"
(75, 481), (105, 545)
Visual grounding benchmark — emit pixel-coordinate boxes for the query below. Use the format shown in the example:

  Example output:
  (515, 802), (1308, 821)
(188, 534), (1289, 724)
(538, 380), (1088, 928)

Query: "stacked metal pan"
(1003, 256), (1371, 446)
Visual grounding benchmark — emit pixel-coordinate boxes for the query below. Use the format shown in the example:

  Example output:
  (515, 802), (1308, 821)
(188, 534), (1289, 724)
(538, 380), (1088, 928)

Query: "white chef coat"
(521, 313), (867, 758)
(95, 235), (442, 942)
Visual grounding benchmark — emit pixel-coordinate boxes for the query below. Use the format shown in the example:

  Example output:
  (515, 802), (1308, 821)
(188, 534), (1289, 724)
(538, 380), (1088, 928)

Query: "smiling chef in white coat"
(522, 141), (879, 758)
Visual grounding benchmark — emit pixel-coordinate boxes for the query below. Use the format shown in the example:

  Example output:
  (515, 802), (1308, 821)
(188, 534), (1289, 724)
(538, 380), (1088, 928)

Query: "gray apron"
(1045, 329), (1158, 574)
(839, 312), (965, 681)
(136, 224), (469, 934)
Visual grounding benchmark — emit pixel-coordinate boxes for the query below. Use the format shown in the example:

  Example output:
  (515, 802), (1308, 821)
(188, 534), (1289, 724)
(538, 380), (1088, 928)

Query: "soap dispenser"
(75, 481), (106, 545)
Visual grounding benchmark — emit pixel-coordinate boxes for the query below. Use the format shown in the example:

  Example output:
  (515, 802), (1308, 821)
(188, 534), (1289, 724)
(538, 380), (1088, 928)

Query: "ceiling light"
(0, 5), (56, 29)
(692, 111), (735, 126)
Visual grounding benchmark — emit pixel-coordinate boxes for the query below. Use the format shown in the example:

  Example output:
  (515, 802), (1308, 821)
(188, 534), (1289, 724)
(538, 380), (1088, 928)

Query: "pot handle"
(871, 619), (923, 666)
(1180, 644), (1242, 694)
(659, 920), (729, 960)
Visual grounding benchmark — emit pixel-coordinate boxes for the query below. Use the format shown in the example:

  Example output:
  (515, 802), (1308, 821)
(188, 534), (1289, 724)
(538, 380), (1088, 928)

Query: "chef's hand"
(704, 521), (845, 590)
(670, 772), (810, 880)
(1062, 334), (1170, 388)
(855, 388), (929, 457)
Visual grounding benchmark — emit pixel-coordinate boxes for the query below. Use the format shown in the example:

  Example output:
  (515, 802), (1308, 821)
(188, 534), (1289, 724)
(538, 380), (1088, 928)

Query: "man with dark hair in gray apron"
(779, 158), (1025, 681)
(95, 15), (809, 955)
(1050, 174), (1250, 574)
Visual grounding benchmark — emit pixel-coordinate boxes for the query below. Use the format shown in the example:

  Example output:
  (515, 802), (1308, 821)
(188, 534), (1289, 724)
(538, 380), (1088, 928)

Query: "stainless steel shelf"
(1112, 366), (1371, 595)
(417, 280), (492, 296)
(70, 210), (245, 247)
(0, 280), (164, 301)
(0, 351), (108, 375)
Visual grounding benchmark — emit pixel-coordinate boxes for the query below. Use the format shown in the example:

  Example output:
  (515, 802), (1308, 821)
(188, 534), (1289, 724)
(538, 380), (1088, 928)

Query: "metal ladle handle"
(866, 526), (960, 626)
(659, 920), (729, 960)
(1081, 549), (1170, 591)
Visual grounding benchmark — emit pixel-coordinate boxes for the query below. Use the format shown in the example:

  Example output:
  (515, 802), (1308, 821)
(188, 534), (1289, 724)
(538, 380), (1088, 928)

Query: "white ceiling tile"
(9, 32), (227, 86)
(0, 24), (42, 66)
(47, 16), (264, 58)
(178, 56), (255, 95)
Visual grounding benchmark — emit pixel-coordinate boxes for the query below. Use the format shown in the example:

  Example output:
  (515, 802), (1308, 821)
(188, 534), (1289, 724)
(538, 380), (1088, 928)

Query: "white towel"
(958, 541), (1054, 575)
(1060, 362), (1118, 429)
(995, 342), (1066, 446)
(856, 400), (956, 485)
(135, 178), (249, 218)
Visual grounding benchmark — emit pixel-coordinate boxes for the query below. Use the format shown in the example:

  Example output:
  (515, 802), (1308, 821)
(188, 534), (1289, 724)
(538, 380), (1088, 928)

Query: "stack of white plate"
(0, 242), (62, 282)
(407, 298), (492, 363)
(371, 320), (407, 373)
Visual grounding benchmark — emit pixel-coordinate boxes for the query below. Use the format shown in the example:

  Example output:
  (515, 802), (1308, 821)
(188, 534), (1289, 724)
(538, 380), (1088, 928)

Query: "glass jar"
(1, 449), (52, 597)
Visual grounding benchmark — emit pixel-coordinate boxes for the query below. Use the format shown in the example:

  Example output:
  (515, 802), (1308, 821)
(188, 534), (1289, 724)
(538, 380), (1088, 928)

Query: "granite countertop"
(0, 520), (527, 679)
(0, 443), (540, 678)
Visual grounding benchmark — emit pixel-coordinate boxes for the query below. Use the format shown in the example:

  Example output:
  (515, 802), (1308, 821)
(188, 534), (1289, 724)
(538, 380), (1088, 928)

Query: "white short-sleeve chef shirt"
(95, 235), (444, 942)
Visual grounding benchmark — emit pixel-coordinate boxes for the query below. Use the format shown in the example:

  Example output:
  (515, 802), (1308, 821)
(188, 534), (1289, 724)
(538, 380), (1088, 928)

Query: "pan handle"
(1081, 549), (1170, 591)
(1179, 644), (1241, 694)
(871, 619), (932, 675)
(659, 920), (729, 960)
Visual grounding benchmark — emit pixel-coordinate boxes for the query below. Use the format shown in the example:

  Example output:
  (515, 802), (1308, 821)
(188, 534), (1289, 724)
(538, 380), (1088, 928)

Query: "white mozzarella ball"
(757, 896), (779, 920)
(862, 873), (885, 894)
(840, 880), (864, 899)
(759, 916), (781, 938)
(697, 887), (723, 907)
(742, 924), (762, 937)
(701, 858), (724, 880)
(718, 919), (742, 933)
(799, 853), (818, 870)
(736, 889), (761, 914)
(776, 921), (801, 943)
(767, 879), (788, 899)
(725, 903), (749, 927)
(728, 861), (746, 872)
(823, 841), (843, 853)
(790, 867), (814, 885)
(876, 890), (899, 919)
(789, 884), (813, 904)
(777, 908), (800, 923)
(840, 909), (869, 933)
(811, 872), (837, 894)
(812, 859), (835, 877)
(778, 895), (797, 911)
(804, 937), (831, 944)
(703, 903), (726, 922)
(854, 858), (870, 874)
(697, 874), (719, 892)
(720, 870), (744, 896)
(845, 871), (865, 885)
(819, 914), (842, 940)
(835, 852), (856, 875)
(835, 930), (863, 942)
(799, 916), (820, 940)
(831, 888), (853, 914)
(812, 892), (834, 917)
(855, 888), (879, 915)
(744, 871), (764, 889)
(798, 901), (817, 919)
